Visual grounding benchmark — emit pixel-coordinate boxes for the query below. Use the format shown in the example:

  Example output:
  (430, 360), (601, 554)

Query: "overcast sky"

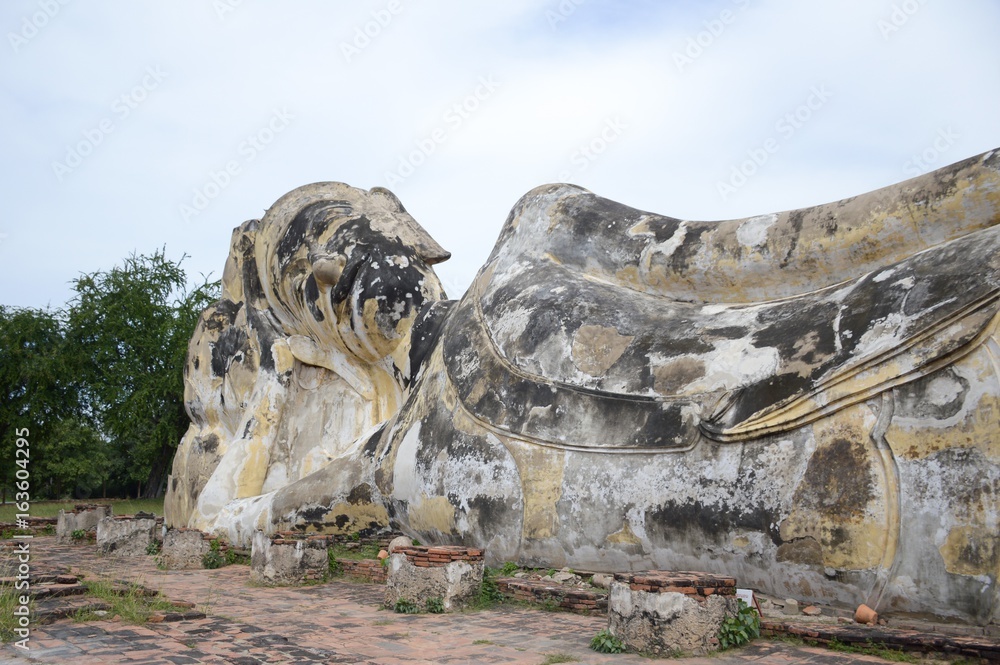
(2, 0), (999, 309)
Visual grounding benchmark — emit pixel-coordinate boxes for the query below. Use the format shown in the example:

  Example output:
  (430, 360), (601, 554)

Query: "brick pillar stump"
(250, 531), (329, 585)
(161, 528), (215, 569)
(96, 515), (157, 556)
(384, 546), (484, 611)
(607, 571), (738, 656)
(57, 504), (111, 543)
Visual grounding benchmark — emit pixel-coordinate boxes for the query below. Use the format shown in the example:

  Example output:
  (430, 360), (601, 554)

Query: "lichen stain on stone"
(780, 418), (887, 569)
(321, 500), (390, 535)
(571, 324), (634, 376)
(606, 521), (642, 546)
(776, 537), (824, 566)
(408, 494), (457, 533)
(940, 526), (1000, 577)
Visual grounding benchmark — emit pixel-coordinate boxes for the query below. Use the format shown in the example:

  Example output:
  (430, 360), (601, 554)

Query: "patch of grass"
(473, 639), (495, 645)
(826, 638), (918, 663)
(329, 543), (381, 560)
(541, 655), (579, 664)
(74, 579), (175, 625)
(0, 528), (32, 539)
(373, 618), (395, 626)
(425, 597), (445, 614)
(0, 570), (32, 643)
(468, 566), (507, 610)
(0, 498), (163, 522)
(146, 540), (161, 555)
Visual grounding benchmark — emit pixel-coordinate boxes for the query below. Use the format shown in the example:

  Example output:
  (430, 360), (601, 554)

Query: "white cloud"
(1, 0), (999, 307)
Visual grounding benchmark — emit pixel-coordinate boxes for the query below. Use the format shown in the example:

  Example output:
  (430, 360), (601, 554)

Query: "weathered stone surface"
(164, 150), (1000, 624)
(608, 581), (736, 656)
(250, 530), (328, 585)
(96, 517), (155, 556)
(160, 529), (211, 569)
(384, 552), (483, 611)
(56, 505), (111, 543)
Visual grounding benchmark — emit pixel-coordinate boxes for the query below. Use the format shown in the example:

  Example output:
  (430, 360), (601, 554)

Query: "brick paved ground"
(0, 538), (947, 664)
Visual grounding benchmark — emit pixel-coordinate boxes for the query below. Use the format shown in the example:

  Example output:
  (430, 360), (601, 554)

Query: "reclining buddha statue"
(165, 149), (1000, 624)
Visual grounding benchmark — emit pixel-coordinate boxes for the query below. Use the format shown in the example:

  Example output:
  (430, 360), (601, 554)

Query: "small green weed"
(425, 597), (445, 614)
(541, 655), (579, 665)
(500, 561), (519, 576)
(71, 529), (87, 541)
(473, 567), (506, 609)
(718, 599), (761, 650)
(145, 540), (161, 555)
(224, 549), (249, 566)
(393, 598), (421, 614)
(327, 548), (343, 578)
(590, 629), (625, 654)
(201, 540), (224, 569)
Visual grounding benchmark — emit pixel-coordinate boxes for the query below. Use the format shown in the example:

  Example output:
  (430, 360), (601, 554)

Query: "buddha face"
(258, 184), (449, 363)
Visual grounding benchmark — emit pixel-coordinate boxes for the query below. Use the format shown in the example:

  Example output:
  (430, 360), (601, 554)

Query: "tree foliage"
(0, 250), (218, 499)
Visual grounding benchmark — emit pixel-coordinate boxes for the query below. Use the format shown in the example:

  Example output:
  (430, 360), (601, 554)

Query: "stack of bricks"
(612, 571), (736, 601)
(498, 578), (608, 614)
(338, 558), (387, 583)
(393, 545), (484, 567)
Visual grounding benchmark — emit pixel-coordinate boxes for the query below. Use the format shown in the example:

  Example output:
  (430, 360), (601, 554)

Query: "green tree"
(0, 306), (107, 499)
(65, 250), (218, 498)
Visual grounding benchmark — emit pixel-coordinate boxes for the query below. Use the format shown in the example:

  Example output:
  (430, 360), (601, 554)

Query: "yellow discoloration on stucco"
(321, 501), (391, 535)
(571, 325), (634, 376)
(940, 526), (1000, 577)
(273, 340), (296, 374)
(779, 415), (889, 570)
(409, 494), (457, 533)
(606, 521), (641, 546)
(235, 438), (269, 499)
(885, 326), (1000, 462)
(732, 535), (750, 549)
(504, 441), (565, 540)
